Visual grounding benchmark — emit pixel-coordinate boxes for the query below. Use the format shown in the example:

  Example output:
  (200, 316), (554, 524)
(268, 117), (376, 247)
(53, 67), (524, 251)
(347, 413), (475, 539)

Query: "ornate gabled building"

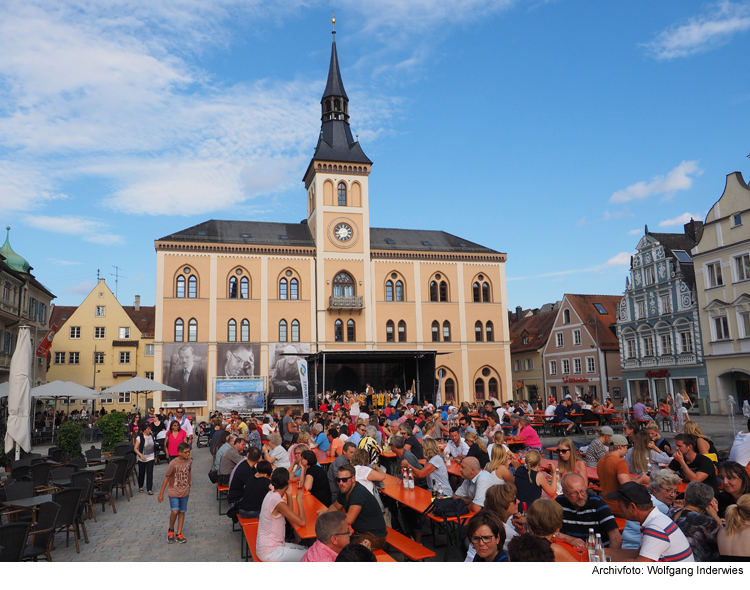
(616, 220), (708, 409)
(153, 26), (511, 416)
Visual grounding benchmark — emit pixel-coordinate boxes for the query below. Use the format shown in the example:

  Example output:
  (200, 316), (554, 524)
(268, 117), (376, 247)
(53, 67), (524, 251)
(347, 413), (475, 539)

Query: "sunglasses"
(334, 477), (352, 483)
(558, 448), (571, 454)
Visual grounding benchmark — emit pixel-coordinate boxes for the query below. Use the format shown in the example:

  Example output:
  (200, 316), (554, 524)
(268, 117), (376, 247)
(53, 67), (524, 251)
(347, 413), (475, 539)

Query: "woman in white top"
(256, 468), (307, 562)
(348, 393), (360, 420)
(262, 433), (291, 470)
(351, 449), (386, 511)
(624, 431), (671, 474)
(401, 438), (451, 494)
(134, 422), (156, 494)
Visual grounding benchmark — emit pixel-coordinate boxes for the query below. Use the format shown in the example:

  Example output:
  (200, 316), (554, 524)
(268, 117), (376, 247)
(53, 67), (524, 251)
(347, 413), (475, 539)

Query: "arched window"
(386, 280), (393, 302)
(563, 309), (571, 324)
(290, 278), (298, 300)
(398, 320), (406, 342)
(439, 281), (448, 302)
(291, 320), (300, 342)
(431, 320), (440, 342)
(475, 378), (485, 400)
(334, 319), (343, 342)
(188, 318), (197, 342)
(488, 377), (498, 399)
(430, 281), (438, 302)
(443, 321), (451, 342)
(395, 280), (403, 301)
(279, 278), (288, 300)
(174, 318), (184, 342)
(338, 182), (347, 206)
(188, 276), (198, 298)
(279, 319), (288, 342)
(445, 378), (455, 400)
(176, 276), (186, 298)
(473, 282), (481, 302)
(333, 272), (354, 297)
(486, 321), (494, 342)
(228, 319), (236, 342)
(240, 277), (249, 299)
(475, 321), (483, 342)
(241, 319), (249, 342)
(386, 320), (394, 342)
(482, 282), (490, 302)
(347, 319), (355, 342)
(229, 276), (238, 299)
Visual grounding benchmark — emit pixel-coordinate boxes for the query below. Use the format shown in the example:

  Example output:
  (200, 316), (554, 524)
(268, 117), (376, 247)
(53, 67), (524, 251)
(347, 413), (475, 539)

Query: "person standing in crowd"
(133, 422), (156, 494)
(280, 407), (298, 448)
(157, 442), (193, 544)
(170, 407), (195, 447)
(165, 418), (188, 462)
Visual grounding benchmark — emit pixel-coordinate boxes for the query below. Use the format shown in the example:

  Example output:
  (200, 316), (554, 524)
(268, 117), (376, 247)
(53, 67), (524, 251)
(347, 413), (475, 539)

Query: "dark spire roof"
(322, 38), (348, 101)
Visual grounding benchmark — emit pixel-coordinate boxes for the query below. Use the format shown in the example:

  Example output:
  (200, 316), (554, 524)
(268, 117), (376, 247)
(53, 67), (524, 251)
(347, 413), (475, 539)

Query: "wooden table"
(379, 474), (435, 513)
(314, 449), (334, 466)
(285, 490), (326, 540)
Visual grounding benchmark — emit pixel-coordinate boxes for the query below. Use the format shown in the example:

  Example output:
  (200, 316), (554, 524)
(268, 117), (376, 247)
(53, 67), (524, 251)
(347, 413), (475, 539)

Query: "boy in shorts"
(158, 442), (192, 544)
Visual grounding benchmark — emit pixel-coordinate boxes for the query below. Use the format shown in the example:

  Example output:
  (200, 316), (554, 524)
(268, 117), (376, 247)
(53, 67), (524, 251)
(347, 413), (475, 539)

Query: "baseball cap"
(606, 481), (652, 505)
(600, 426), (614, 436)
(610, 434), (628, 446)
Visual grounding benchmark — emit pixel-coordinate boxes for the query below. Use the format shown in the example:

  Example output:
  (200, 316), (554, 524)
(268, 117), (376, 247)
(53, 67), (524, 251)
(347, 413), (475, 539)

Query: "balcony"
(328, 295), (363, 310)
(657, 355), (675, 366)
(0, 299), (19, 317)
(623, 359), (639, 369)
(641, 357), (657, 367)
(676, 353), (696, 365)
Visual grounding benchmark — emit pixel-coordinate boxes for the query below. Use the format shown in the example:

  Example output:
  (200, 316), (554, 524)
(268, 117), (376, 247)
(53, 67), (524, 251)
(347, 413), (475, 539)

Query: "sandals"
(139, 488), (144, 493)
(148, 491), (154, 495)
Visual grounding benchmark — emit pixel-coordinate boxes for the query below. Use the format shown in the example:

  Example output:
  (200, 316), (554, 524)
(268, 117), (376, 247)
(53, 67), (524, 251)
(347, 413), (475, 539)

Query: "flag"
(35, 324), (58, 358)
(297, 358), (309, 412)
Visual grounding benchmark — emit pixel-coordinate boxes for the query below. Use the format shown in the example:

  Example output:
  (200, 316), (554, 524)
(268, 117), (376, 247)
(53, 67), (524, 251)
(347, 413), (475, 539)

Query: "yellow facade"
(47, 279), (154, 412)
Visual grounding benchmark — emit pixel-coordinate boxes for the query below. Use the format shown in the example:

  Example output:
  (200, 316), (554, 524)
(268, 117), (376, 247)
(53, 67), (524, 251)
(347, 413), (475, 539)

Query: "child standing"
(158, 442), (192, 544)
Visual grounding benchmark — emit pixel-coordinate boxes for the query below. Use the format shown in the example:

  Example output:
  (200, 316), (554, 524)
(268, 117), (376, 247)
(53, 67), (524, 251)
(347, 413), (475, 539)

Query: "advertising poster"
(215, 378), (265, 413)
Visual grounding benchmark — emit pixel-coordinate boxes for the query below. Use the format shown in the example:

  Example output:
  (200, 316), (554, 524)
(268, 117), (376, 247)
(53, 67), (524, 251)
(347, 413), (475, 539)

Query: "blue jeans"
(239, 509), (260, 519)
(169, 496), (189, 512)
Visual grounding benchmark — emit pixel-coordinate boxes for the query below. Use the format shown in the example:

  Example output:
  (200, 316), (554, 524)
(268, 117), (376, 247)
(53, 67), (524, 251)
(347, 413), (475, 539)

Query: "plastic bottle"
(445, 453), (451, 468)
(437, 483), (443, 498)
(595, 533), (606, 562)
(407, 468), (415, 490)
(401, 467), (408, 488)
(587, 529), (599, 562)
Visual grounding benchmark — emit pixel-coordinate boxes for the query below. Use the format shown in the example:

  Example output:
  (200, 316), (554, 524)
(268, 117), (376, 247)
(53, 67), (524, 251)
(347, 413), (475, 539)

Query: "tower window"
(398, 320), (406, 342)
(439, 281), (448, 302)
(290, 278), (298, 300)
(395, 281), (403, 301)
(386, 280), (393, 302)
(431, 320), (439, 342)
(338, 182), (347, 206)
(292, 319), (300, 342)
(486, 321), (494, 342)
(188, 318), (197, 342)
(430, 281), (438, 302)
(174, 318), (184, 342)
(475, 321), (483, 342)
(333, 272), (355, 297)
(229, 276), (238, 299)
(443, 321), (451, 342)
(228, 319), (236, 342)
(241, 319), (249, 342)
(240, 276), (249, 299)
(280, 278), (288, 300)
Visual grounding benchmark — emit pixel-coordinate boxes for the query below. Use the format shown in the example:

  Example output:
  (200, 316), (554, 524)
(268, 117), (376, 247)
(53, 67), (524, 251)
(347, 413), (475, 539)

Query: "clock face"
(334, 223), (353, 241)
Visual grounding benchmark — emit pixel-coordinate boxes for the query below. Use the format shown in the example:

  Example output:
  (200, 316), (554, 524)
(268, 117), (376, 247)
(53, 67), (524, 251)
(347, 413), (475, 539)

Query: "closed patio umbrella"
(5, 326), (32, 459)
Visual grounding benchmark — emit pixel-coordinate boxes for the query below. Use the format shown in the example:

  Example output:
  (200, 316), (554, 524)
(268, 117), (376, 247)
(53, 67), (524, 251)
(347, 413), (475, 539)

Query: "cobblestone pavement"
(32, 413), (743, 562)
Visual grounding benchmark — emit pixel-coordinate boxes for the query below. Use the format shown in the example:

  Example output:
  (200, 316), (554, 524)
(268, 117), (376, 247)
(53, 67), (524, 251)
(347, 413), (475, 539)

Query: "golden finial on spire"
(332, 11), (336, 34)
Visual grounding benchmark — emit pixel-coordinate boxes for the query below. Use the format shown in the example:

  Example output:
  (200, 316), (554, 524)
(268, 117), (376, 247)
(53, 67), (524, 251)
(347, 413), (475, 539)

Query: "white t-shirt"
(427, 455), (451, 493)
(638, 507), (694, 562)
(729, 431), (750, 466)
(350, 401), (360, 416)
(262, 423), (275, 436)
(545, 404), (556, 421)
(267, 445), (290, 469)
(486, 442), (511, 459)
(256, 492), (285, 560)
(354, 465), (376, 495)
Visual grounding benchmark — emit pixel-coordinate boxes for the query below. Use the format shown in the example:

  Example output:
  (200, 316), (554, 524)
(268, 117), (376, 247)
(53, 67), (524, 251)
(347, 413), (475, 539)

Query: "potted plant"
(57, 421), (84, 459)
(97, 411), (129, 453)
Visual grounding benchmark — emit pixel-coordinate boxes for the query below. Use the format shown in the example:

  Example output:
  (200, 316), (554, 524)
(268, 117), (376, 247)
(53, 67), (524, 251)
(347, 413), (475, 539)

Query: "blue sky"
(1, 1), (749, 311)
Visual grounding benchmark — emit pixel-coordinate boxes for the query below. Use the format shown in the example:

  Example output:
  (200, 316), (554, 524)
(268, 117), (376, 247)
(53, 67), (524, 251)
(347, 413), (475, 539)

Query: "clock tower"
(303, 21), (374, 346)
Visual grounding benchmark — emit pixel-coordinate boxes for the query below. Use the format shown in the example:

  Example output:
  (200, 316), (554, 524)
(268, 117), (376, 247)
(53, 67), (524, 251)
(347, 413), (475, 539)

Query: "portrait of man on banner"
(163, 343), (208, 405)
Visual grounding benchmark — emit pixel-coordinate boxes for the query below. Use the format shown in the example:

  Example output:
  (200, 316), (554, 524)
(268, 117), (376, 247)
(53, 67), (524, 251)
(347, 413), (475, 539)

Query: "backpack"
(422, 497), (469, 518)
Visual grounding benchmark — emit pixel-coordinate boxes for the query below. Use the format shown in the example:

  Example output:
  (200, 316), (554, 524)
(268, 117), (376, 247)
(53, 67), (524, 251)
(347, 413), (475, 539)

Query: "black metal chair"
(10, 465), (31, 482)
(0, 523), (30, 562)
(0, 482), (35, 524)
(46, 447), (59, 458)
(31, 463), (52, 493)
(125, 452), (137, 490)
(114, 442), (132, 457)
(22, 501), (60, 562)
(112, 459), (131, 501)
(51, 488), (83, 553)
(49, 449), (64, 463)
(85, 448), (102, 465)
(50, 467), (74, 489)
(71, 470), (96, 528)
(68, 458), (87, 472)
(93, 463), (118, 514)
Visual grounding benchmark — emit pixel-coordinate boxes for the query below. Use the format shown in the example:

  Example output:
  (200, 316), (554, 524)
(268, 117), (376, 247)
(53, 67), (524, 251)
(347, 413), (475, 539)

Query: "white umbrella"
(100, 376), (178, 413)
(5, 326), (32, 457)
(31, 380), (97, 400)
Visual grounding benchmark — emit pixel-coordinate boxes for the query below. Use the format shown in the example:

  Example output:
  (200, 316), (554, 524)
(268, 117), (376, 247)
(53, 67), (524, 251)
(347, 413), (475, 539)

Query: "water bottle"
(437, 483), (443, 498)
(595, 533), (606, 562)
(407, 468), (414, 490)
(445, 454), (451, 468)
(401, 467), (407, 488)
(587, 529), (599, 562)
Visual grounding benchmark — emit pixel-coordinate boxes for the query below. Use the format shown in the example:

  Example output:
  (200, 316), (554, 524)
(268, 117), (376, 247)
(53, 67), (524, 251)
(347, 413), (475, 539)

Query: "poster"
(215, 379), (265, 413)
(216, 343), (260, 377)
(268, 343), (310, 406)
(162, 343), (208, 407)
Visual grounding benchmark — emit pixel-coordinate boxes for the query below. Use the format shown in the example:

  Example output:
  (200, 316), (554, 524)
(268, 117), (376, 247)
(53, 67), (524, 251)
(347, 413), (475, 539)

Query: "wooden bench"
(374, 549), (397, 562)
(233, 514), (258, 533)
(385, 526), (436, 561)
(241, 520), (260, 561)
(217, 482), (229, 515)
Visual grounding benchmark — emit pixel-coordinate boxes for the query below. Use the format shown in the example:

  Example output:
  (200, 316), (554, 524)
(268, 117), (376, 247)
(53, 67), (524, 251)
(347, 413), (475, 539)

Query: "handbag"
(422, 497), (469, 518)
(208, 468), (218, 484)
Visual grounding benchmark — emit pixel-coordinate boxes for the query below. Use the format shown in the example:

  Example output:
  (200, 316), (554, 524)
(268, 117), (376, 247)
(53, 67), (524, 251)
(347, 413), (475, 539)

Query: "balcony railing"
(641, 357), (657, 367)
(658, 355), (675, 366)
(328, 295), (363, 309)
(623, 359), (639, 369)
(676, 353), (696, 365)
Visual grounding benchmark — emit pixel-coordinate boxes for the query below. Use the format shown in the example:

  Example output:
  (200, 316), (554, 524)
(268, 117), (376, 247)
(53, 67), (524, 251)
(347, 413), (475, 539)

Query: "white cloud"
(508, 251), (633, 281)
(48, 258), (82, 266)
(67, 280), (94, 295)
(627, 228), (642, 236)
(609, 161), (702, 203)
(642, 1), (750, 60)
(22, 215), (124, 245)
(658, 212), (704, 227)
(603, 252), (632, 267)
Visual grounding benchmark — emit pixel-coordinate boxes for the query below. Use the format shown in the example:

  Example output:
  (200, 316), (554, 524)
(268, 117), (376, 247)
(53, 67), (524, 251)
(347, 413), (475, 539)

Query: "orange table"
(379, 474), (435, 513)
(554, 539), (589, 562)
(315, 449), (334, 466)
(285, 489), (326, 539)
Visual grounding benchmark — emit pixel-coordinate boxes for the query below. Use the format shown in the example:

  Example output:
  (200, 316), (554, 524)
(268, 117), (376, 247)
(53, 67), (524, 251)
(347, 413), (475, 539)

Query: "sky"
(1, 0), (749, 312)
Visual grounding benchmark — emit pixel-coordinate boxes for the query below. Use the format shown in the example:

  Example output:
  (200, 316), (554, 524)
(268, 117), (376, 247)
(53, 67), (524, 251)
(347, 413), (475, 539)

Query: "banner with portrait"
(162, 343), (208, 407)
(216, 343), (260, 378)
(268, 343), (310, 406)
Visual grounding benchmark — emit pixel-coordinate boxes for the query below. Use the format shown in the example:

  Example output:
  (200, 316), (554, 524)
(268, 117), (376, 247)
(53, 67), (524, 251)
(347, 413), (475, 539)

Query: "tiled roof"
(371, 228), (500, 254)
(509, 308), (558, 353)
(565, 294), (622, 351)
(49, 305), (78, 329)
(123, 306), (155, 338)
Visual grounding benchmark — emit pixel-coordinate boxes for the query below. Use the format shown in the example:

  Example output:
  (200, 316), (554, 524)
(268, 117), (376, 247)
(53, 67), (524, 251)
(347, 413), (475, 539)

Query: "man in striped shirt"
(607, 482), (694, 562)
(555, 473), (623, 549)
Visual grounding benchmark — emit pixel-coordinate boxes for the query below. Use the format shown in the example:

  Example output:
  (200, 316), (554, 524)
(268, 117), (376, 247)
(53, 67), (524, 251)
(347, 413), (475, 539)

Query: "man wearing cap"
(584, 426), (613, 468)
(597, 434), (649, 516)
(607, 482), (693, 562)
(556, 473), (623, 549)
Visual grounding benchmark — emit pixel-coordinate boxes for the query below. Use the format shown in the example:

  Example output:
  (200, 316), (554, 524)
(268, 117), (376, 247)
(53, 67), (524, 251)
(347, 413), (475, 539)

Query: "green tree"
(97, 411), (129, 453)
(57, 421), (84, 459)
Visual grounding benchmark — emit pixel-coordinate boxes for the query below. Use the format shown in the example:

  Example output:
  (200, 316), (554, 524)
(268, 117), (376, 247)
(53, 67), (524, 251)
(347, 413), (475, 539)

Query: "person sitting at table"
(300, 511), (352, 562)
(328, 442), (357, 503)
(324, 463), (389, 550)
(625, 431), (671, 474)
(467, 510), (509, 562)
(505, 413), (520, 437)
(228, 446), (261, 506)
(348, 421), (366, 447)
(312, 423), (329, 452)
(607, 482), (694, 562)
(358, 426), (382, 465)
(391, 435), (425, 488)
(633, 399), (648, 421)
(655, 399), (676, 432)
(716, 461), (750, 518)
(406, 438), (452, 495)
(255, 467), (308, 562)
(621, 469), (681, 549)
(458, 416), (477, 438)
(487, 430), (511, 459)
(288, 432), (315, 465)
(669, 481), (721, 562)
(289, 444), (310, 483)
(514, 449), (557, 506)
(351, 449), (386, 506)
(454, 456), (503, 513)
(644, 421), (672, 456)
(555, 473), (622, 549)
(624, 421), (640, 446)
(219, 436), (246, 485)
(666, 434), (720, 497)
(555, 437), (588, 489)
(263, 433), (291, 471)
(483, 411), (503, 439)
(335, 542), (378, 562)
(717, 495), (750, 561)
(238, 460), (273, 519)
(326, 428), (344, 457)
(550, 398), (575, 434)
(463, 482), (522, 562)
(299, 450), (332, 507)
(682, 422), (718, 462)
(598, 434), (650, 516)
(525, 499), (577, 562)
(544, 399), (557, 423)
(517, 416), (543, 453)
(445, 426), (470, 459)
(507, 533), (555, 562)
(486, 444), (515, 483)
(464, 431), (490, 467)
(728, 418), (750, 476)
(400, 424), (424, 460)
(582, 426), (612, 468)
